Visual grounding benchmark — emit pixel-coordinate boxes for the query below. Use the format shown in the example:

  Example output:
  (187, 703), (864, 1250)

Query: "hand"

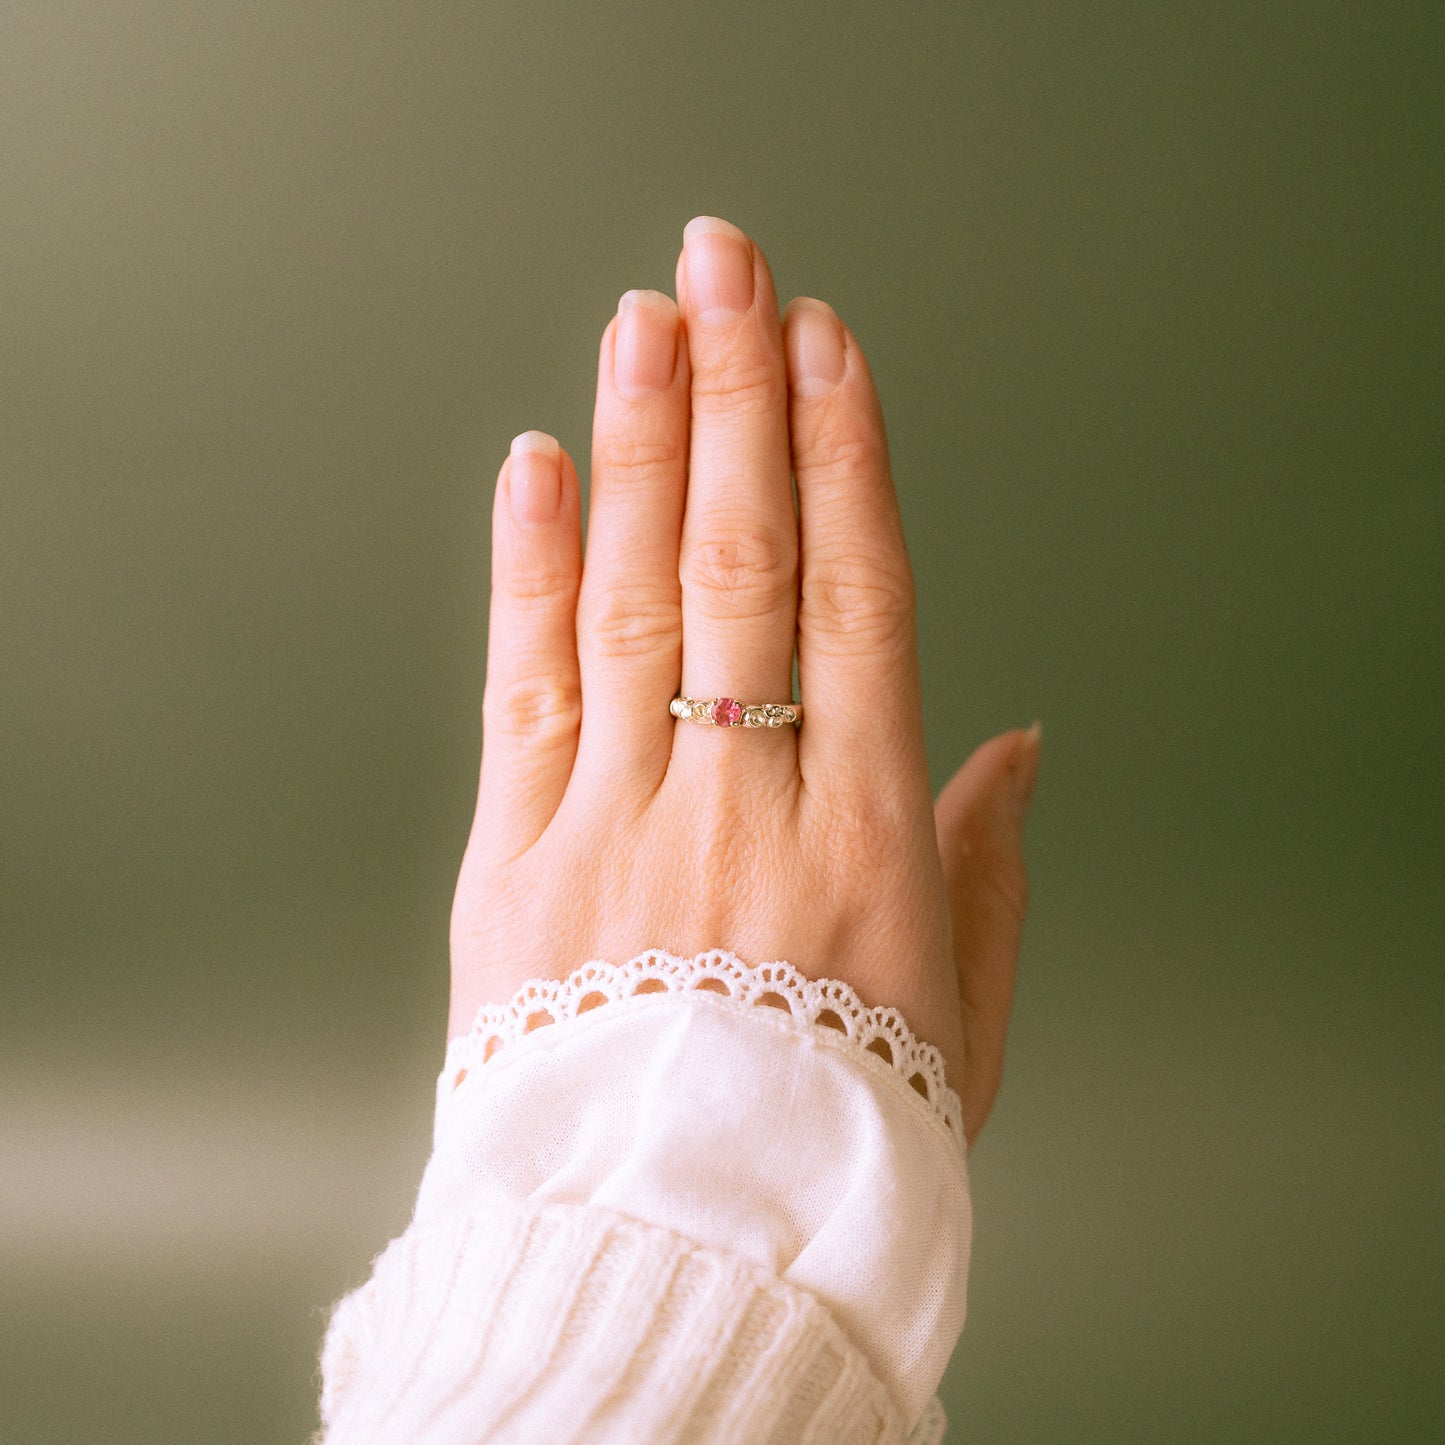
(449, 216), (1040, 1144)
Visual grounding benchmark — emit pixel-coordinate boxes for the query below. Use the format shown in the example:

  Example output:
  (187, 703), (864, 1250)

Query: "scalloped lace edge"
(441, 948), (964, 1148)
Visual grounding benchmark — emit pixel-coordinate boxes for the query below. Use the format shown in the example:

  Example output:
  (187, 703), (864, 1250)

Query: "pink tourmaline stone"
(711, 697), (743, 726)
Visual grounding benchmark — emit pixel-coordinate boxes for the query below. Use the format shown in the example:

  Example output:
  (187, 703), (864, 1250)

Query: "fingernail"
(508, 430), (561, 524)
(683, 215), (754, 322)
(615, 289), (679, 397)
(785, 298), (846, 397)
(1010, 720), (1043, 818)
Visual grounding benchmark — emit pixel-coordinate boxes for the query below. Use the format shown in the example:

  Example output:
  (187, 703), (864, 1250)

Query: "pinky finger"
(474, 431), (584, 859)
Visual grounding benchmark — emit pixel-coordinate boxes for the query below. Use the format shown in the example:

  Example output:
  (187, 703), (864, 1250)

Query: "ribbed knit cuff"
(319, 1196), (942, 1445)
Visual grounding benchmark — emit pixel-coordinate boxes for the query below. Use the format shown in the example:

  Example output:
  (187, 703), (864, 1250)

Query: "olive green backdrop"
(2, 2), (1439, 1440)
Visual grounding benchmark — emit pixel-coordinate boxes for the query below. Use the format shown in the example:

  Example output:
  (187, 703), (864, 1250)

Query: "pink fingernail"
(615, 289), (679, 397)
(786, 298), (846, 397)
(509, 431), (562, 524)
(683, 217), (754, 323)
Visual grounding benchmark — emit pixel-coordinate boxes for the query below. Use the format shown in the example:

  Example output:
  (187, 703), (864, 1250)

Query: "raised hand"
(449, 216), (1039, 1144)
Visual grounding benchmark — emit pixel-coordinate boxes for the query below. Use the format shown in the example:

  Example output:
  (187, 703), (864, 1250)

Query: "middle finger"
(672, 217), (799, 763)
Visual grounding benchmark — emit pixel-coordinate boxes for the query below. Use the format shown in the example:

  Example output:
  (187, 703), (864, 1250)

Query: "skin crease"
(448, 217), (1041, 1148)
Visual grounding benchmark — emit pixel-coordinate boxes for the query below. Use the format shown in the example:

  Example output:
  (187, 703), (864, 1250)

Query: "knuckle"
(584, 590), (680, 660)
(981, 856), (1030, 921)
(802, 553), (915, 649)
(822, 788), (911, 884)
(802, 429), (888, 482)
(502, 561), (578, 606)
(956, 823), (1030, 921)
(483, 674), (582, 739)
(593, 433), (684, 487)
(683, 529), (796, 616)
(690, 349), (785, 413)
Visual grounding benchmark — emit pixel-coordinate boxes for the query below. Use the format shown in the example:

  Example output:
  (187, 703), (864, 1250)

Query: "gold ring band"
(670, 696), (802, 729)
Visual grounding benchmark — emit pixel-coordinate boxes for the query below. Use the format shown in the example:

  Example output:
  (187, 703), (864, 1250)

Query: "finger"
(573, 289), (689, 794)
(672, 216), (798, 763)
(474, 431), (584, 858)
(783, 298), (927, 807)
(934, 723), (1042, 1144)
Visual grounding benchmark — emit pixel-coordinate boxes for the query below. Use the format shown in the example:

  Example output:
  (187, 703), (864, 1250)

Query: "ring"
(670, 695), (803, 729)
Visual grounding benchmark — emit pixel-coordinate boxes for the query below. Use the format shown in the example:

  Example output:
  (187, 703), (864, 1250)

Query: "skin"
(448, 216), (1040, 1147)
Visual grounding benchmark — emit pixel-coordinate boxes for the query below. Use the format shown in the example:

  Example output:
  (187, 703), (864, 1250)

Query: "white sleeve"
(316, 949), (970, 1445)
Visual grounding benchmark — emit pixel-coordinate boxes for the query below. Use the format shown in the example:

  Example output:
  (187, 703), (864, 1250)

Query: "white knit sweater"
(317, 949), (970, 1444)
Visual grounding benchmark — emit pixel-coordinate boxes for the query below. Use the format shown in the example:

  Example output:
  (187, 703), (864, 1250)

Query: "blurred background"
(2, 1), (1440, 1440)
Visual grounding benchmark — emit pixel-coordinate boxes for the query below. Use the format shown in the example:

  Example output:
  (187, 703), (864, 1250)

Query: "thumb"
(934, 721), (1042, 1144)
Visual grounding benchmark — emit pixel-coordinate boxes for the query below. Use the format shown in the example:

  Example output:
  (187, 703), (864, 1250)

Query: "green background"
(3, 2), (1440, 1440)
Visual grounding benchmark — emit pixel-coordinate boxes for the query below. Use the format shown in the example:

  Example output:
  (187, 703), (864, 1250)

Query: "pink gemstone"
(711, 697), (743, 726)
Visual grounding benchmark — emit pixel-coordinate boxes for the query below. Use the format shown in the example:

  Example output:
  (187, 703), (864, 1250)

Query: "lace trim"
(441, 948), (964, 1147)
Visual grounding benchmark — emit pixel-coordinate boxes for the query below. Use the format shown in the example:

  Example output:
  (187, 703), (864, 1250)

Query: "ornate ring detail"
(670, 695), (802, 729)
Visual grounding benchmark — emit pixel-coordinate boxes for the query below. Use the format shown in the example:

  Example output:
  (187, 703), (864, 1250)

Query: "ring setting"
(670, 695), (802, 729)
